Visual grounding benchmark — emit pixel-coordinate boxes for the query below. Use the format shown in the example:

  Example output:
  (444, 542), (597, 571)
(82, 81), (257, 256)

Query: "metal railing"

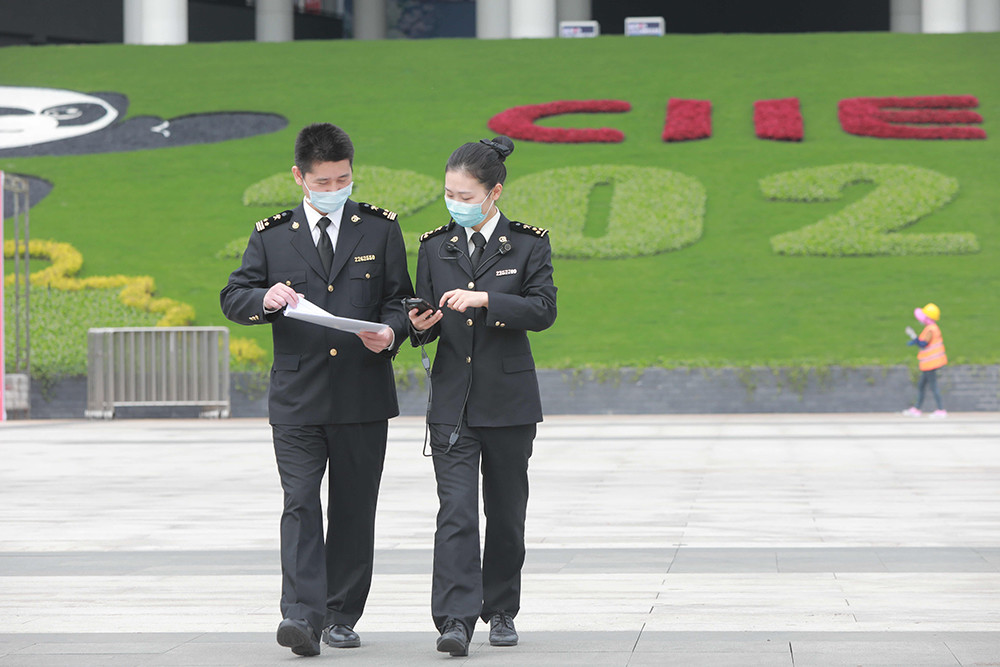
(86, 327), (230, 418)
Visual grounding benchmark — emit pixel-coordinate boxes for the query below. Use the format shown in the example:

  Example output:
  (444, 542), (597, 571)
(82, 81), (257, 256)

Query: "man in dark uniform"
(409, 144), (557, 654)
(220, 123), (412, 657)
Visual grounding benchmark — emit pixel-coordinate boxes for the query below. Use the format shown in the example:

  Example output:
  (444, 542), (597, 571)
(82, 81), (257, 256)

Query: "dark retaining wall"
(17, 365), (999, 419)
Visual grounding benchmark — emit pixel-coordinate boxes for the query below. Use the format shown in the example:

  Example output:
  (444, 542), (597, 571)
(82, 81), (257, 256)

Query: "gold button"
(365, 273), (371, 279)
(285, 280), (291, 286)
(466, 319), (473, 327)
(501, 323), (506, 327)
(468, 282), (475, 289)
(466, 356), (471, 364)
(330, 348), (338, 357)
(495, 321), (500, 326)
(328, 285), (334, 292)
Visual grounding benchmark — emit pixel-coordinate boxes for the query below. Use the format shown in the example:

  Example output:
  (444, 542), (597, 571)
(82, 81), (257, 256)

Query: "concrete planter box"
(15, 365), (998, 419)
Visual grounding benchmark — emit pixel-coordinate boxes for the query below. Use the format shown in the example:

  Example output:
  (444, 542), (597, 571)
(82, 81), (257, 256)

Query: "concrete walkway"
(2, 414), (999, 665)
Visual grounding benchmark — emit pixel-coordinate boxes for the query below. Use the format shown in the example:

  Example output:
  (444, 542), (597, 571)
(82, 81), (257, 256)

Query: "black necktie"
(470, 231), (486, 270)
(316, 217), (334, 276)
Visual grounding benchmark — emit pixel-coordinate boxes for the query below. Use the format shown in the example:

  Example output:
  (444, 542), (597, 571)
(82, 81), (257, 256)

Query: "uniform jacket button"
(285, 280), (291, 286)
(330, 348), (338, 357)
(466, 319), (473, 327)
(465, 356), (471, 364)
(328, 284), (334, 292)
(468, 281), (475, 289)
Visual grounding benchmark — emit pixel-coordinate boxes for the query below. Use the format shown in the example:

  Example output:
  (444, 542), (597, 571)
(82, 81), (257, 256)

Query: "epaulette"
(254, 210), (293, 233)
(510, 221), (549, 238)
(419, 222), (454, 242)
(359, 202), (398, 222)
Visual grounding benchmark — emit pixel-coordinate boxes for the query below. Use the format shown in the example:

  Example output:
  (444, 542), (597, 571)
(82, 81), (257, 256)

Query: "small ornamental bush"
(3, 285), (160, 379)
(229, 336), (268, 373)
(763, 163), (979, 256)
(502, 165), (706, 259)
(4, 239), (195, 326)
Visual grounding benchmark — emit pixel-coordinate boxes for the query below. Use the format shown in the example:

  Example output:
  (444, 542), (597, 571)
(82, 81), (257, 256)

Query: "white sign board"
(625, 16), (665, 36)
(559, 20), (600, 38)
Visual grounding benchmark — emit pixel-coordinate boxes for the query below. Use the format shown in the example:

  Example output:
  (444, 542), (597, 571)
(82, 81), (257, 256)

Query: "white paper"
(284, 297), (390, 335)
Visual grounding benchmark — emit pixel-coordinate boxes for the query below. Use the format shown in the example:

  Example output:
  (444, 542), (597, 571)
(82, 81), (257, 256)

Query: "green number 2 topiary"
(763, 163), (979, 256)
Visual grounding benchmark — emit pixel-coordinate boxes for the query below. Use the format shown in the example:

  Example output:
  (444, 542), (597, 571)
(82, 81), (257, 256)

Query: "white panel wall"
(257, 0), (294, 42)
(511, 0), (556, 38)
(123, 0), (187, 45)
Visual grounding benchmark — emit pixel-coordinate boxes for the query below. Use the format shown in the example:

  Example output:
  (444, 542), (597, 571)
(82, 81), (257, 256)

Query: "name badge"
(354, 254), (376, 263)
(496, 268), (518, 276)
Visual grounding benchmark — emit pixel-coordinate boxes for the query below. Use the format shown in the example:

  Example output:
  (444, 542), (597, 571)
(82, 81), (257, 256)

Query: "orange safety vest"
(917, 322), (947, 371)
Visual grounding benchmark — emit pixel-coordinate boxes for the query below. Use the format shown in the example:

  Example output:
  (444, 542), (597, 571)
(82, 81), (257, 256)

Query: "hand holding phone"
(404, 297), (438, 315)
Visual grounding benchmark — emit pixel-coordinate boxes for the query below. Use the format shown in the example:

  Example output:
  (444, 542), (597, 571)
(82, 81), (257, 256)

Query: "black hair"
(445, 135), (515, 190)
(294, 123), (354, 173)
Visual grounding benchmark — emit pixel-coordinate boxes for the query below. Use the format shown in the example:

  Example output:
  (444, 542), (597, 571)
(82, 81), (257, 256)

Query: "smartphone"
(404, 297), (438, 315)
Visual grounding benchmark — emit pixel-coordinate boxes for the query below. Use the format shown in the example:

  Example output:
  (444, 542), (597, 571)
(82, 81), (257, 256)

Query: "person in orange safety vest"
(902, 302), (947, 418)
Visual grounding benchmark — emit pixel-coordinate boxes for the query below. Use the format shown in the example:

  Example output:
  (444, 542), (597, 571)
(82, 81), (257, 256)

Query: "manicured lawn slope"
(2, 32), (997, 371)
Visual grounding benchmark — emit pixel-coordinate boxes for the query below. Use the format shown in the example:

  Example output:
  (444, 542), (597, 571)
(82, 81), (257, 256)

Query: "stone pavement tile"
(875, 548), (998, 573)
(669, 548), (778, 573)
(0, 655), (159, 666)
(788, 640), (961, 666)
(481, 631), (640, 653)
(632, 637), (794, 664)
(144, 641), (328, 666)
(463, 652), (629, 666)
(775, 548), (886, 573)
(149, 632), (639, 667)
(945, 638), (1000, 666)
(836, 573), (1000, 632)
(975, 549), (1000, 571)
(628, 653), (791, 667)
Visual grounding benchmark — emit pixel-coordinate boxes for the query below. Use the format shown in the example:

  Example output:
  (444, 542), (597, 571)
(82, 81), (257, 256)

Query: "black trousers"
(272, 421), (387, 636)
(429, 422), (535, 637)
(916, 368), (944, 410)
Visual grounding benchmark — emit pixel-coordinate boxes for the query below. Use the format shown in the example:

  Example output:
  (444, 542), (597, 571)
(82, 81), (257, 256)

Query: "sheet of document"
(284, 297), (390, 335)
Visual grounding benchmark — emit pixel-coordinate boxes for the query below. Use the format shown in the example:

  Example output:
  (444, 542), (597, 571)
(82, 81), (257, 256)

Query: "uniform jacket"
(412, 214), (557, 428)
(221, 200), (413, 425)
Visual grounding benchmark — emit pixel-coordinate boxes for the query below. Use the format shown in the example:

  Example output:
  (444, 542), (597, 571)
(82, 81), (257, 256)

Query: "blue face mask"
(446, 192), (493, 228)
(307, 181), (353, 214)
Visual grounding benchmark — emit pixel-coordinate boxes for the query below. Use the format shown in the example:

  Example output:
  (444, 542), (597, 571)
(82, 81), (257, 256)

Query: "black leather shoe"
(489, 612), (518, 646)
(436, 619), (470, 657)
(322, 623), (361, 648)
(276, 618), (320, 657)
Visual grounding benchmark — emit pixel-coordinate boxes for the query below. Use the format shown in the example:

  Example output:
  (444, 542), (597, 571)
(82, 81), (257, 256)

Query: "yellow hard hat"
(922, 303), (941, 321)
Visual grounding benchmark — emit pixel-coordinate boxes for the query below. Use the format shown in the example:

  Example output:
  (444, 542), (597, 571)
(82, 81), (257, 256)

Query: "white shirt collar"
(302, 196), (345, 233)
(465, 208), (501, 250)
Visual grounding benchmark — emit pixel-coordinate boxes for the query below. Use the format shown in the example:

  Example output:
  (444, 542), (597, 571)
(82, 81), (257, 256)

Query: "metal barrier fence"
(86, 327), (230, 418)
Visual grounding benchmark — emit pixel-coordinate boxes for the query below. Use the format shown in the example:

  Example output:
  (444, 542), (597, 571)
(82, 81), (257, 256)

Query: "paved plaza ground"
(2, 414), (999, 666)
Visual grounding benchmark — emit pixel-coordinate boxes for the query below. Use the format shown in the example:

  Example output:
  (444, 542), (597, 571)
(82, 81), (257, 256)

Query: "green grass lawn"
(2, 32), (998, 373)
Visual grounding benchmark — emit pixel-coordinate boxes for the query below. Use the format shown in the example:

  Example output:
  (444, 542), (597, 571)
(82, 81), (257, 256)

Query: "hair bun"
(479, 136), (514, 162)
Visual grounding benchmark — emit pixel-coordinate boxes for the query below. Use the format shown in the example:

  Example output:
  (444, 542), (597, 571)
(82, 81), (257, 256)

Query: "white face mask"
(307, 181), (353, 213)
(446, 192), (492, 228)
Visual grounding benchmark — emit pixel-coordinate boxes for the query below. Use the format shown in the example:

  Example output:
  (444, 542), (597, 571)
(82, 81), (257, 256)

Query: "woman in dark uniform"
(409, 135), (557, 656)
